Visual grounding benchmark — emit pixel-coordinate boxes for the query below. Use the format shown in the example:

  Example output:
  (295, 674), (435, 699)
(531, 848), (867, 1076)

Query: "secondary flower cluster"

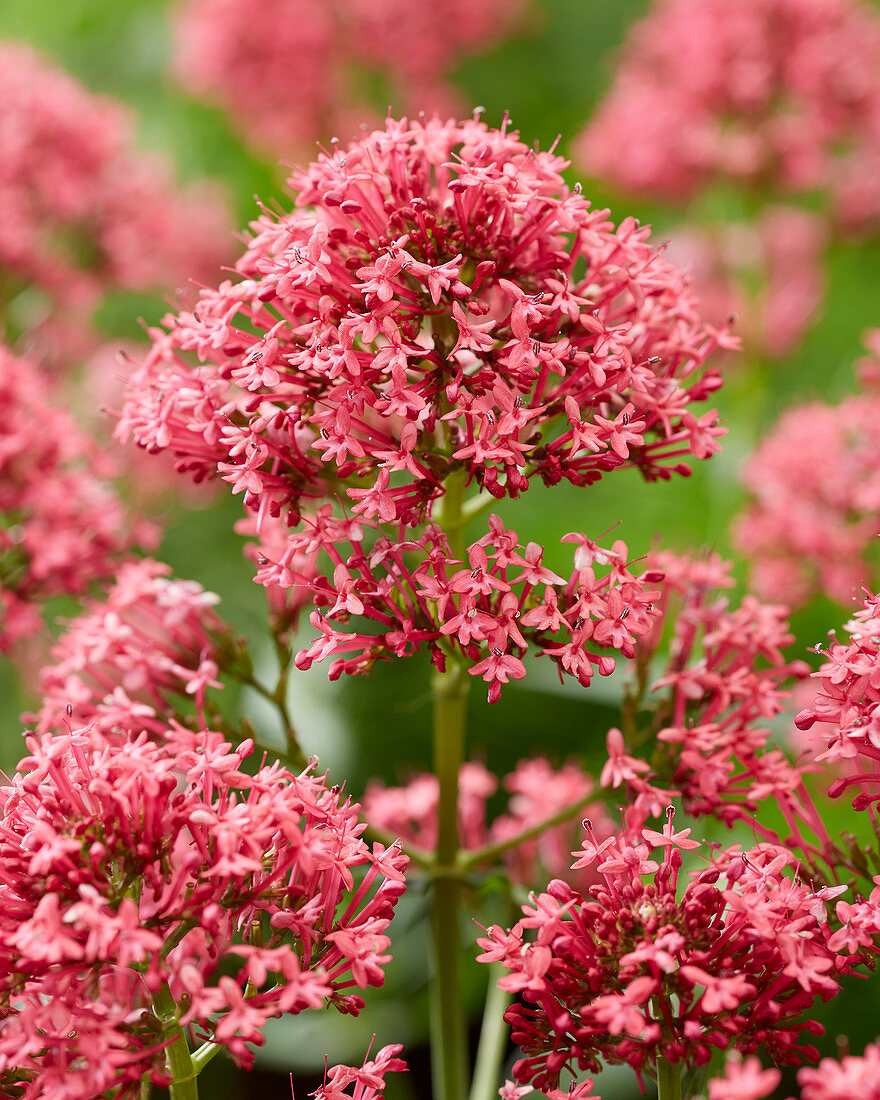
(478, 824), (854, 1095)
(0, 343), (152, 653)
(702, 1044), (880, 1099)
(0, 42), (229, 363)
(119, 115), (728, 520)
(735, 332), (880, 604)
(364, 756), (615, 889)
(260, 514), (662, 701)
(35, 558), (226, 737)
(0, 721), (407, 1098)
(172, 0), (526, 155)
(598, 551), (839, 871)
(576, 0), (880, 231)
(796, 589), (880, 809)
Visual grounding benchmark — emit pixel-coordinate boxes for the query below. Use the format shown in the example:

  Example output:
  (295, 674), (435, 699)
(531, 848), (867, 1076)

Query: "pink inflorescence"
(478, 824), (855, 1095)
(297, 1043), (407, 1100)
(576, 0), (880, 231)
(735, 332), (880, 606)
(795, 590), (880, 810)
(0, 43), (230, 363)
(35, 558), (226, 737)
(119, 114), (730, 698)
(364, 757), (615, 889)
(602, 551), (834, 864)
(0, 722), (407, 1097)
(0, 343), (152, 653)
(172, 0), (526, 155)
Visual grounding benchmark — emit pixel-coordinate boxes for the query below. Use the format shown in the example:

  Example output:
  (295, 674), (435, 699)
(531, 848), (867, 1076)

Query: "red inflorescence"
(478, 823), (854, 1094)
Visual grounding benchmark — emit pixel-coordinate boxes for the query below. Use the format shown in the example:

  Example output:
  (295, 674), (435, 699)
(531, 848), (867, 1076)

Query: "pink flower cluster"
(576, 0), (880, 231)
(0, 343), (152, 652)
(296, 1043), (407, 1100)
(364, 757), (615, 889)
(0, 43), (230, 363)
(796, 589), (880, 809)
(35, 558), (226, 737)
(0, 721), (407, 1097)
(120, 115), (728, 514)
(735, 332), (880, 605)
(669, 206), (827, 360)
(704, 1044), (880, 1099)
(478, 825), (854, 1096)
(172, 0), (526, 155)
(271, 515), (662, 701)
(118, 116), (729, 697)
(598, 551), (839, 870)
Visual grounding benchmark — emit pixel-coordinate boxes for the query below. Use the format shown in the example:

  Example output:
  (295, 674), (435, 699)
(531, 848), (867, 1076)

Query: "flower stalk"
(657, 1055), (682, 1100)
(153, 983), (199, 1100)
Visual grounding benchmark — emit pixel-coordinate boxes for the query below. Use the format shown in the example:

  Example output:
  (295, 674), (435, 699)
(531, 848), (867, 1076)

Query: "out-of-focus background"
(2, 0), (880, 1095)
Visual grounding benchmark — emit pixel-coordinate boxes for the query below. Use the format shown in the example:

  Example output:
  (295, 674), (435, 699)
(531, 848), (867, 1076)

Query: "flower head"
(479, 829), (851, 1094)
(0, 723), (408, 1094)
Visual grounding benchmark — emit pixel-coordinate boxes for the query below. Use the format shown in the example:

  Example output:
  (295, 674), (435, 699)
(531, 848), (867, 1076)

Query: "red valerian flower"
(0, 723), (407, 1096)
(34, 558), (226, 737)
(701, 1043), (880, 1100)
(172, 0), (526, 158)
(295, 1042), (407, 1100)
(796, 589), (880, 810)
(120, 114), (728, 517)
(477, 825), (854, 1095)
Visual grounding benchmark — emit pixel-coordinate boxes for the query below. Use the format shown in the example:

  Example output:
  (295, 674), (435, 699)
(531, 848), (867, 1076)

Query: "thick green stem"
(430, 465), (471, 1100)
(657, 1056), (682, 1100)
(153, 983), (199, 1100)
(469, 963), (513, 1100)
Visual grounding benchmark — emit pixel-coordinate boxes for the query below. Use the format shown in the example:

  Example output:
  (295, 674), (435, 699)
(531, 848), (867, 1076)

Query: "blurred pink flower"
(0, 43), (231, 364)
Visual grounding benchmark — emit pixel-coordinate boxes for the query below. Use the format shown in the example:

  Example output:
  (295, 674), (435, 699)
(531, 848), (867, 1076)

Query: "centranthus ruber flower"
(34, 558), (226, 737)
(735, 332), (880, 605)
(576, 0), (880, 232)
(795, 589), (880, 810)
(477, 822), (854, 1095)
(294, 1042), (407, 1100)
(0, 343), (153, 653)
(599, 552), (841, 872)
(364, 757), (615, 889)
(0, 722), (407, 1097)
(118, 115), (728, 698)
(0, 43), (230, 363)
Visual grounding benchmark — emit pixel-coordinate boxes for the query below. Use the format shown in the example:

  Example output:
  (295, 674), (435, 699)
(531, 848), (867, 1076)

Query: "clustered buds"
(0, 722), (407, 1096)
(479, 823), (854, 1096)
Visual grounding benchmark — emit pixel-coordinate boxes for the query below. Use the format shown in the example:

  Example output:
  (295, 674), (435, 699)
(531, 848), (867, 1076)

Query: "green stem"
(459, 791), (598, 871)
(430, 465), (471, 1100)
(657, 1056), (682, 1100)
(469, 963), (513, 1100)
(152, 983), (199, 1100)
